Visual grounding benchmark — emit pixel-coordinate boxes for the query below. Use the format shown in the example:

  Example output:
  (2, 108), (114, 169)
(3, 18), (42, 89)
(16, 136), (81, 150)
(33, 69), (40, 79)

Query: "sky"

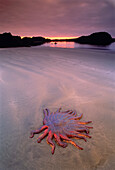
(0, 0), (115, 37)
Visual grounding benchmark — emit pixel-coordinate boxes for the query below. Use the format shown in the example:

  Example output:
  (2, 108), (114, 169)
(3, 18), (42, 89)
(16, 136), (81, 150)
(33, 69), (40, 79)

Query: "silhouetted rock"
(50, 32), (114, 46)
(0, 32), (50, 48)
(0, 32), (114, 48)
(21, 37), (33, 47)
(21, 36), (47, 46)
(31, 36), (46, 45)
(0, 32), (22, 47)
(74, 32), (114, 45)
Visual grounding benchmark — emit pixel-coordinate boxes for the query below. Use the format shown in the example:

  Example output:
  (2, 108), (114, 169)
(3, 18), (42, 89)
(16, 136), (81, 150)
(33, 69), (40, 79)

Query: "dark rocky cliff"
(74, 32), (114, 45)
(0, 32), (50, 48)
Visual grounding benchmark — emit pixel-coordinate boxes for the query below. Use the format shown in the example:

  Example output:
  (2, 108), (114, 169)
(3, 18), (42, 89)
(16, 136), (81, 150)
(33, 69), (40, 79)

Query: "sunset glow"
(46, 37), (77, 40)
(21, 36), (78, 40)
(21, 36), (32, 39)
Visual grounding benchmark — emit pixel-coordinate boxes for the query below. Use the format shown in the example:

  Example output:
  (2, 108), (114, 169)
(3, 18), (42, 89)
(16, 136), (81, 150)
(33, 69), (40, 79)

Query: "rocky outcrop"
(0, 32), (22, 47)
(0, 31), (114, 48)
(74, 32), (114, 45)
(0, 32), (50, 48)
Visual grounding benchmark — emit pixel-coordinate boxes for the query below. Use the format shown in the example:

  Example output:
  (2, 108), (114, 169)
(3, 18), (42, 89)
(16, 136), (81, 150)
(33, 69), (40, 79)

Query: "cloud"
(0, 0), (114, 36)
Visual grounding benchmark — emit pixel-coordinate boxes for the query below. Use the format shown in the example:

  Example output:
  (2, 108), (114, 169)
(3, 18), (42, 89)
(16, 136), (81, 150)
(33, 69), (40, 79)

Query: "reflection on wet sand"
(0, 47), (115, 170)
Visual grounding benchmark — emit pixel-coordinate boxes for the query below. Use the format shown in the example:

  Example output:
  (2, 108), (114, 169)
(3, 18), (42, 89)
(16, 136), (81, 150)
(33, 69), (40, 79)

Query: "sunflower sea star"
(30, 108), (93, 154)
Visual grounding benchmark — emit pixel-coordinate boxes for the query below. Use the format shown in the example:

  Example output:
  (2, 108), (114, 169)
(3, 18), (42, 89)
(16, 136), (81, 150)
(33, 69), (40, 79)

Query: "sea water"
(43, 41), (115, 51)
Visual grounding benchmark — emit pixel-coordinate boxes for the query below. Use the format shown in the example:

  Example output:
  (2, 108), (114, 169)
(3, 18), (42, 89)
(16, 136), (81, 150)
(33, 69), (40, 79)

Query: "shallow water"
(0, 47), (115, 170)
(43, 41), (115, 51)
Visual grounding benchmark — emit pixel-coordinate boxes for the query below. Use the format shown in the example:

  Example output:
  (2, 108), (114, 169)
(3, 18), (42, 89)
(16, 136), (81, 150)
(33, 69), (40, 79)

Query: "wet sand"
(0, 46), (115, 170)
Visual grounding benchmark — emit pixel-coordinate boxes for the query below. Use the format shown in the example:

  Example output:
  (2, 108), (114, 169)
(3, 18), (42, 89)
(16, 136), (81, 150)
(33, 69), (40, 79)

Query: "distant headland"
(0, 32), (50, 48)
(0, 32), (114, 48)
(51, 32), (115, 46)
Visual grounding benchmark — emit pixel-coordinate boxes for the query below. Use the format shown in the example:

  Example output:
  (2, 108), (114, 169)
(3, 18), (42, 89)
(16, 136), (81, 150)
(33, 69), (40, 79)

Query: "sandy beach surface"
(0, 46), (115, 170)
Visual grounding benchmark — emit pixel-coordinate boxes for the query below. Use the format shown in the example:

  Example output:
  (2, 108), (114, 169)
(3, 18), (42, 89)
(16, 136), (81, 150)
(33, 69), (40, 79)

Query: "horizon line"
(45, 36), (78, 40)
(20, 36), (78, 40)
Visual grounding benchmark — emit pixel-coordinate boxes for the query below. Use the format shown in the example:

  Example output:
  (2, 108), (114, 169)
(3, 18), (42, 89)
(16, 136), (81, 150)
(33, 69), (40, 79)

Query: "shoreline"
(0, 41), (115, 52)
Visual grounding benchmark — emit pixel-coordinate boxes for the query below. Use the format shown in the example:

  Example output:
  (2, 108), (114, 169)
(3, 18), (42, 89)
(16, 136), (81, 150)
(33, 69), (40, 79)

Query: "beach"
(0, 46), (115, 170)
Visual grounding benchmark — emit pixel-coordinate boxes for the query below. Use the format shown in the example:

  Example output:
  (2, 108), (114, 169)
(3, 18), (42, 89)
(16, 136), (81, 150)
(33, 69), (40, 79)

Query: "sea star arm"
(54, 133), (68, 148)
(43, 109), (48, 117)
(62, 110), (71, 113)
(55, 108), (62, 114)
(85, 126), (93, 129)
(62, 110), (73, 114)
(77, 133), (92, 138)
(76, 127), (90, 134)
(68, 111), (74, 114)
(68, 111), (77, 116)
(72, 111), (78, 116)
(75, 124), (93, 133)
(69, 113), (83, 120)
(77, 121), (92, 124)
(30, 125), (48, 138)
(66, 133), (87, 142)
(63, 130), (87, 142)
(45, 108), (51, 116)
(43, 109), (48, 124)
(59, 134), (83, 150)
(47, 131), (55, 154)
(75, 113), (83, 120)
(37, 129), (49, 143)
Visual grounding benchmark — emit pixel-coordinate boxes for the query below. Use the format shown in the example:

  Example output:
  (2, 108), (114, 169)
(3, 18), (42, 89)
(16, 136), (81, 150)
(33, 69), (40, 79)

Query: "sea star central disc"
(30, 108), (93, 154)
